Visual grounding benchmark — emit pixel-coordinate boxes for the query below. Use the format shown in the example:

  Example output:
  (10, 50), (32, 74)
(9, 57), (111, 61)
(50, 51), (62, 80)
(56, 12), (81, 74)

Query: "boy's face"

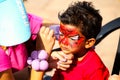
(59, 23), (86, 54)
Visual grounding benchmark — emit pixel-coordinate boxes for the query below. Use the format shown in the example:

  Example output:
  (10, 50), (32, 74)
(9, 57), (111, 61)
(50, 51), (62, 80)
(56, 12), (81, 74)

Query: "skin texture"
(59, 23), (84, 48)
(30, 26), (73, 80)
(0, 46), (15, 80)
(30, 26), (55, 80)
(59, 23), (96, 61)
(108, 75), (120, 80)
(59, 24), (86, 56)
(49, 51), (74, 70)
(0, 69), (15, 80)
(36, 26), (55, 54)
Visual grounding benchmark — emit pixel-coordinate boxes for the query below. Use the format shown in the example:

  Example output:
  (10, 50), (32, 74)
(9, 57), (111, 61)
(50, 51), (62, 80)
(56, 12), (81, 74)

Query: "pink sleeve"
(9, 44), (28, 72)
(28, 13), (43, 40)
(0, 48), (11, 72)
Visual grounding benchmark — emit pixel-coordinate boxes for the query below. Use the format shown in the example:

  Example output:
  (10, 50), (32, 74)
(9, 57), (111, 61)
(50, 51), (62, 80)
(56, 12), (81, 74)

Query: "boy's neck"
(74, 48), (89, 61)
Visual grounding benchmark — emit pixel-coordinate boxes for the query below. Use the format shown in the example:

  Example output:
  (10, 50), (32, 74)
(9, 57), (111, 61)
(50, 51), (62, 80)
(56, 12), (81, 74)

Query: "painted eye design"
(59, 31), (64, 36)
(70, 35), (80, 40)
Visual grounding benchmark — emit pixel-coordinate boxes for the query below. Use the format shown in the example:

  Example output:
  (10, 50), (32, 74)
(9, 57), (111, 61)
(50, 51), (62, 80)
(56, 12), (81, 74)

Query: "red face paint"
(59, 23), (84, 48)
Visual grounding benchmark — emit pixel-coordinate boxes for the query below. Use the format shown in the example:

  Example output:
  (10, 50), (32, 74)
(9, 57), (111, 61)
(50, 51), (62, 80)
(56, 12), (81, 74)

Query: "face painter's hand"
(36, 26), (55, 54)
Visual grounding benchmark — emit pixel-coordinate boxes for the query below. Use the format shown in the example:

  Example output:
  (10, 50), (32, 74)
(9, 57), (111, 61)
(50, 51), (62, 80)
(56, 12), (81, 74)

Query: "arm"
(0, 47), (15, 80)
(0, 69), (15, 80)
(30, 26), (55, 80)
(30, 26), (73, 80)
(36, 26), (55, 54)
(108, 74), (120, 80)
(30, 69), (44, 80)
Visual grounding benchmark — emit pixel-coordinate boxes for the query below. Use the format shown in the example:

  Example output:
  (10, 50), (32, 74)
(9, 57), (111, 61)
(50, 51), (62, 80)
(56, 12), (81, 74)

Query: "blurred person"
(0, 11), (73, 80)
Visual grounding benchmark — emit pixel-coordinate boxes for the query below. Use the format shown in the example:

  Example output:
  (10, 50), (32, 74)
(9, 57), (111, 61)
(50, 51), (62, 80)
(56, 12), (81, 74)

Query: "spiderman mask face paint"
(59, 24), (84, 48)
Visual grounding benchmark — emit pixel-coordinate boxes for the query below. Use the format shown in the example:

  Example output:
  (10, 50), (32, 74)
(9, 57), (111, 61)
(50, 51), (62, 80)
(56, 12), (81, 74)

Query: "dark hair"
(58, 1), (102, 39)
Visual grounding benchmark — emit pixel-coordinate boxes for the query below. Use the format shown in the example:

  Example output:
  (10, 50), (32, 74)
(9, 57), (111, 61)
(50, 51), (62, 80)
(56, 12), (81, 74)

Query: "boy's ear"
(85, 38), (96, 49)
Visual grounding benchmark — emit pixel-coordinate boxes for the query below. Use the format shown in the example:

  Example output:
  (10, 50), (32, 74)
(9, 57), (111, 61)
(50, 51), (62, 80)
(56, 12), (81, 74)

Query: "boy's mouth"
(60, 45), (70, 52)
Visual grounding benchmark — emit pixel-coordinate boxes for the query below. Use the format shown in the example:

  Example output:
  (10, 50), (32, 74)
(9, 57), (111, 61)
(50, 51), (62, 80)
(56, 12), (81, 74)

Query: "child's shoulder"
(27, 13), (43, 40)
(27, 13), (43, 22)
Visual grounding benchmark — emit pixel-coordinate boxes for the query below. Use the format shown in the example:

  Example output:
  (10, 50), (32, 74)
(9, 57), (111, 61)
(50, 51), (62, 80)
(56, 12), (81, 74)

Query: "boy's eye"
(70, 35), (80, 40)
(59, 31), (64, 36)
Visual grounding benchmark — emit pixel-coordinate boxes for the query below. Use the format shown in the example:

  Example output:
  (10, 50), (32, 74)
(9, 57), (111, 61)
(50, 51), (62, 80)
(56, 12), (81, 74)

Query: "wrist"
(27, 50), (49, 71)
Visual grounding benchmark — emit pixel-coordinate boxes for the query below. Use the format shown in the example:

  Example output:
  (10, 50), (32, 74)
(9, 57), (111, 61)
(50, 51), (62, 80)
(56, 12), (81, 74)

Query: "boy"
(51, 1), (109, 80)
